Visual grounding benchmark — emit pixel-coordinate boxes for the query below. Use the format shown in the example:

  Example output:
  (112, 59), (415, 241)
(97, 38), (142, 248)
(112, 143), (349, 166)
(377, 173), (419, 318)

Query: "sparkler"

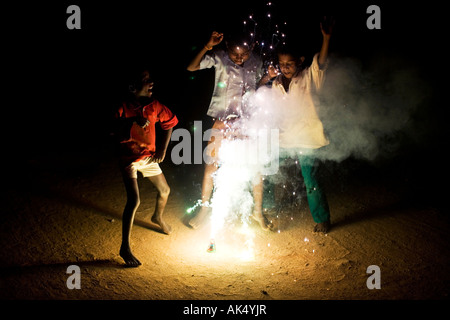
(241, 1), (290, 74)
(186, 122), (277, 260)
(207, 239), (216, 253)
(208, 136), (257, 252)
(186, 1), (292, 261)
(186, 199), (206, 214)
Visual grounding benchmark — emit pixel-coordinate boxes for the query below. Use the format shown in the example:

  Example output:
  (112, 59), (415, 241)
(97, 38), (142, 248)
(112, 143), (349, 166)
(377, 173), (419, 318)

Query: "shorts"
(121, 157), (162, 179)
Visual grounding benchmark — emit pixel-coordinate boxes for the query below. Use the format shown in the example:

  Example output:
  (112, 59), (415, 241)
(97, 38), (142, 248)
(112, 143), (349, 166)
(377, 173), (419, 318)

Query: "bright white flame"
(206, 137), (258, 261)
(238, 223), (255, 261)
(197, 81), (281, 262)
(239, 246), (255, 261)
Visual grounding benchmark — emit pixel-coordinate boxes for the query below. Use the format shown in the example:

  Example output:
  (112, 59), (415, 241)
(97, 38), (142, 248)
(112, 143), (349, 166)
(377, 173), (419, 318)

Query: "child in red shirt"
(115, 69), (178, 267)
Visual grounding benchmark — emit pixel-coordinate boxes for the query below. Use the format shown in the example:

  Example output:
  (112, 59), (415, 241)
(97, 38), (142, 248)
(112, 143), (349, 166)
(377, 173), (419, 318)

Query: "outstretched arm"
(187, 31), (224, 71)
(318, 17), (334, 67)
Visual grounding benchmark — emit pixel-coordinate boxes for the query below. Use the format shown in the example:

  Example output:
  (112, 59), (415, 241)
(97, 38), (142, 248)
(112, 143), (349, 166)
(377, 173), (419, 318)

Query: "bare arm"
(187, 31), (224, 71)
(152, 128), (173, 163)
(318, 17), (334, 67)
(258, 65), (279, 87)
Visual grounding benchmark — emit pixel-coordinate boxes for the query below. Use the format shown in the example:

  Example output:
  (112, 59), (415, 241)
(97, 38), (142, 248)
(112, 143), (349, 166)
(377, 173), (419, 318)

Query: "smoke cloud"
(317, 54), (431, 162)
(251, 53), (432, 164)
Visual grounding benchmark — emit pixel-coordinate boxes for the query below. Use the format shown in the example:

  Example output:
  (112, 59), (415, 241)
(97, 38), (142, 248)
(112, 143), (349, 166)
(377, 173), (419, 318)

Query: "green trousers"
(297, 155), (330, 223)
(264, 153), (330, 224)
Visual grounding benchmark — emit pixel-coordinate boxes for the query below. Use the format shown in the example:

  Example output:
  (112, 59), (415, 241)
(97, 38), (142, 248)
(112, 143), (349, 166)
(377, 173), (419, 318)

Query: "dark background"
(4, 1), (444, 167)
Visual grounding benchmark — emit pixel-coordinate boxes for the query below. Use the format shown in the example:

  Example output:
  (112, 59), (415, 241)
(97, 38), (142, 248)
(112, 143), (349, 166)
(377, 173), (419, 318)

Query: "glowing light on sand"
(207, 137), (258, 261)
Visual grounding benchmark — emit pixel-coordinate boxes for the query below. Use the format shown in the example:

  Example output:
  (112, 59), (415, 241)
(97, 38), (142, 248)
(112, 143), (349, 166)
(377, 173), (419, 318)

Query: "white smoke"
(251, 54), (432, 163)
(317, 54), (431, 162)
(198, 53), (431, 256)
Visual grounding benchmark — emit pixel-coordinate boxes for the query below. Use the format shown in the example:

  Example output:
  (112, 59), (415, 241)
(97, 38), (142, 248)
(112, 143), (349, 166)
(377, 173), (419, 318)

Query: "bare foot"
(188, 206), (211, 229)
(151, 215), (172, 235)
(251, 212), (274, 231)
(119, 246), (141, 267)
(314, 220), (331, 233)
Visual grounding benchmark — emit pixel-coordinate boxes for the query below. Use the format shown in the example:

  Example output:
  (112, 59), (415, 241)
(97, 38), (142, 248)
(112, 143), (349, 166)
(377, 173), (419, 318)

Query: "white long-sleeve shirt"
(271, 53), (329, 150)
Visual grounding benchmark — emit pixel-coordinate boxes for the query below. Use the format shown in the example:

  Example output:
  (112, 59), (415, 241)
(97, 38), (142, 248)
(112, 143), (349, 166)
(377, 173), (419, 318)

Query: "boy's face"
(135, 71), (154, 98)
(227, 45), (251, 66)
(278, 54), (298, 79)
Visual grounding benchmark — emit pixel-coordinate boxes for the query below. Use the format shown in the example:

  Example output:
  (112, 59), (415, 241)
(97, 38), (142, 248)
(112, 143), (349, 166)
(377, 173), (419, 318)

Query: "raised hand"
(267, 64), (279, 78)
(206, 31), (224, 48)
(320, 16), (335, 40)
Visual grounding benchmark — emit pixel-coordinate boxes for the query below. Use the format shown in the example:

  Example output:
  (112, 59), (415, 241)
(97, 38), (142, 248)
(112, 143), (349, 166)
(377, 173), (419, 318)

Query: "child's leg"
(120, 177), (142, 267)
(189, 120), (225, 229)
(298, 155), (331, 232)
(262, 177), (276, 210)
(200, 162), (216, 204)
(251, 174), (274, 231)
(147, 173), (171, 234)
(189, 162), (216, 229)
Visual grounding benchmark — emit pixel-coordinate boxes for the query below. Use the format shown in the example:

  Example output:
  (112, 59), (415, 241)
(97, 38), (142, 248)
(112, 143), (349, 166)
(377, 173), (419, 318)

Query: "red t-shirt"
(116, 99), (178, 163)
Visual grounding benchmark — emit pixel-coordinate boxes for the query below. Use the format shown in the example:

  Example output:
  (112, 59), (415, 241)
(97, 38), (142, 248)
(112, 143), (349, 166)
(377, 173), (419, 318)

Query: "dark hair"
(225, 31), (254, 50)
(276, 43), (303, 61)
(125, 64), (156, 88)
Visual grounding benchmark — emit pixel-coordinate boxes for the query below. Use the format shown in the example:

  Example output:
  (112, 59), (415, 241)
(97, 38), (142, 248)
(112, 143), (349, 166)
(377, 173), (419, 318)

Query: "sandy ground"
(0, 145), (449, 303)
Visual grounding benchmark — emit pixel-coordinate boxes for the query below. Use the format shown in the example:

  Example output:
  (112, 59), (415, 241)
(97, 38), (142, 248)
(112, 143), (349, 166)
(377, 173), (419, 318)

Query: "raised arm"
(187, 31), (224, 71)
(318, 17), (334, 67)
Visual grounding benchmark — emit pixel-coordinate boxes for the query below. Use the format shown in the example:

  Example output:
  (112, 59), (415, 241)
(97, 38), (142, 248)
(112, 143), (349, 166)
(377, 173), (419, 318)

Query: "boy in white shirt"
(187, 31), (272, 230)
(261, 19), (333, 233)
